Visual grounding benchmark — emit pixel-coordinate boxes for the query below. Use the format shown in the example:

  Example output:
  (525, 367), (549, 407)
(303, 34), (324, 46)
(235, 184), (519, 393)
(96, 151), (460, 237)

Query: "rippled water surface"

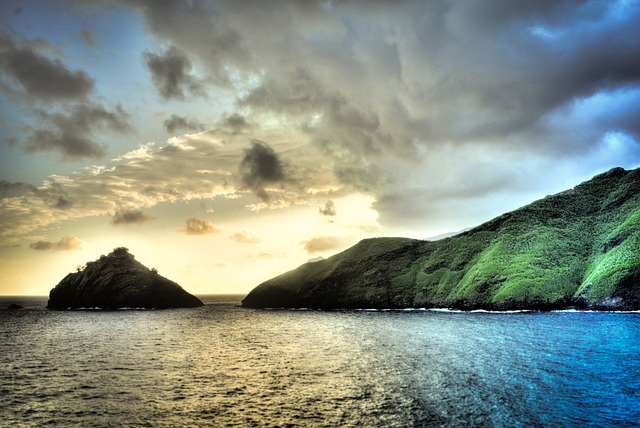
(1, 295), (639, 427)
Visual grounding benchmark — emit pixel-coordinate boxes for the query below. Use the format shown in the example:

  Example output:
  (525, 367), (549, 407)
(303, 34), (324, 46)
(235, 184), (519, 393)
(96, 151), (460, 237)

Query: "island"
(242, 167), (640, 310)
(47, 247), (203, 309)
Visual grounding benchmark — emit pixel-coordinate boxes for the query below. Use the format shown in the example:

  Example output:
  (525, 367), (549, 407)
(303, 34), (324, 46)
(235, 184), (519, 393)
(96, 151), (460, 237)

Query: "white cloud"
(179, 218), (221, 235)
(302, 236), (344, 254)
(231, 231), (260, 244)
(0, 123), (346, 246)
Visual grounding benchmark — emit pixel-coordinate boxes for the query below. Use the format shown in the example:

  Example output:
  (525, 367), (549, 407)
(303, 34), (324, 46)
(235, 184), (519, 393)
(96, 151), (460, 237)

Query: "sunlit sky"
(1, 1), (639, 296)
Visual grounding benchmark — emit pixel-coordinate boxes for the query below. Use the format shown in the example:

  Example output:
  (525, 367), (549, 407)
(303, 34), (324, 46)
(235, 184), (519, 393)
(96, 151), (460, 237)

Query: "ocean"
(1, 295), (639, 427)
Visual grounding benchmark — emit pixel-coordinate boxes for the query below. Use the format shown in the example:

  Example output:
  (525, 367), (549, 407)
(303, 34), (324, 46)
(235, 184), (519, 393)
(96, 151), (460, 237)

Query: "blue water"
(1, 295), (639, 427)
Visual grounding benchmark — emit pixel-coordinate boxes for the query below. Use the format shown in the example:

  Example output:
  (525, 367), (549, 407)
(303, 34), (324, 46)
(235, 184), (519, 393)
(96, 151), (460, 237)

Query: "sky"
(1, 0), (639, 296)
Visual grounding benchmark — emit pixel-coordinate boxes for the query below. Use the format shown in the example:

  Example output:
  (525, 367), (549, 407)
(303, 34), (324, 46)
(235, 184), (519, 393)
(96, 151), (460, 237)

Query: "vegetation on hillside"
(242, 167), (640, 310)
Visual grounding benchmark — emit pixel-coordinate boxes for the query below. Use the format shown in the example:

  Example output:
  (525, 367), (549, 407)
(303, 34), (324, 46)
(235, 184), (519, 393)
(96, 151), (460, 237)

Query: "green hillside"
(242, 167), (640, 310)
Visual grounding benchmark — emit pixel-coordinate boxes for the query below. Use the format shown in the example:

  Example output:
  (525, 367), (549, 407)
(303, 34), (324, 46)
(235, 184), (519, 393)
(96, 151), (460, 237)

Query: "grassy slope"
(242, 167), (640, 309)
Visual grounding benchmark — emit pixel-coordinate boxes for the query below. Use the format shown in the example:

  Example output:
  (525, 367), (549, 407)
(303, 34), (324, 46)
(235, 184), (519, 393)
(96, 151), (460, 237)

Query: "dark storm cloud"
(258, 3), (637, 155)
(126, 0), (640, 154)
(0, 33), (135, 162)
(223, 113), (251, 134)
(164, 114), (205, 134)
(53, 196), (73, 209)
(239, 140), (286, 202)
(29, 241), (55, 251)
(79, 27), (97, 47)
(0, 33), (94, 101)
(241, 67), (394, 166)
(427, 1), (640, 145)
(319, 200), (336, 217)
(33, 178), (75, 210)
(29, 235), (82, 251)
(333, 164), (391, 194)
(126, 0), (248, 86)
(144, 46), (204, 100)
(24, 103), (132, 159)
(0, 181), (37, 198)
(241, 67), (325, 115)
(11, 0), (637, 235)
(111, 208), (153, 225)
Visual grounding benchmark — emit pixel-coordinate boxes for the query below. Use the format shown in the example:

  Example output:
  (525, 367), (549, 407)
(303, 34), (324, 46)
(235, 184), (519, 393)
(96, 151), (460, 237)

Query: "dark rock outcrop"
(47, 248), (203, 309)
(7, 304), (23, 310)
(243, 167), (640, 310)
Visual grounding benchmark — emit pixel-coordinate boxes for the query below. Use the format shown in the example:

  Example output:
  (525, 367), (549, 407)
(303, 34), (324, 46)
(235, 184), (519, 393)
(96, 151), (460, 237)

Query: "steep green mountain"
(242, 167), (640, 310)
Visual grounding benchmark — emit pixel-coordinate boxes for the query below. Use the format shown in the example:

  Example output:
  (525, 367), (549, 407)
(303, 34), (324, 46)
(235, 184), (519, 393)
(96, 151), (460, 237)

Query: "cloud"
(30, 235), (82, 251)
(180, 217), (221, 235)
(111, 208), (154, 225)
(0, 33), (133, 161)
(4, 0), (640, 245)
(127, 0), (248, 86)
(0, 126), (338, 246)
(0, 33), (94, 101)
(54, 196), (73, 209)
(257, 251), (287, 259)
(0, 134), (248, 244)
(333, 163), (391, 194)
(302, 236), (343, 254)
(231, 231), (260, 244)
(1, 179), (72, 209)
(79, 27), (97, 47)
(29, 241), (54, 251)
(239, 140), (286, 202)
(0, 181), (37, 198)
(144, 46), (204, 100)
(164, 114), (205, 134)
(319, 200), (336, 216)
(23, 103), (132, 159)
(129, 1), (640, 152)
(223, 113), (251, 134)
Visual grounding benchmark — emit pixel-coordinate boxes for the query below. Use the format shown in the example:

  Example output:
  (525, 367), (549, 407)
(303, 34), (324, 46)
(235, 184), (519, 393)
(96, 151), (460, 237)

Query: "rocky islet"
(47, 247), (203, 310)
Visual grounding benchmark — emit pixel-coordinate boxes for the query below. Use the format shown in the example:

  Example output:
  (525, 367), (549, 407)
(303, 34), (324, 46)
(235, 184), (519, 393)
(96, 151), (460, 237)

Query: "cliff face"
(47, 248), (203, 309)
(242, 167), (640, 310)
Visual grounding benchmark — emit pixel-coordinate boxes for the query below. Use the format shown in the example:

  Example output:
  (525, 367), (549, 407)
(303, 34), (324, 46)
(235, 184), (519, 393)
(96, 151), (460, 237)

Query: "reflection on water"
(1, 295), (639, 427)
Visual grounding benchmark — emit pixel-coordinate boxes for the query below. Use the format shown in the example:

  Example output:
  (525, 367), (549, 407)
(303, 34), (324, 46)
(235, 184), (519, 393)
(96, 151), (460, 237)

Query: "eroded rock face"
(47, 248), (203, 309)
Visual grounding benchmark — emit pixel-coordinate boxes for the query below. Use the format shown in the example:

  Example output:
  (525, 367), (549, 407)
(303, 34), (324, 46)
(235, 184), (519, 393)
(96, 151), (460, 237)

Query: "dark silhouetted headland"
(243, 167), (640, 310)
(47, 247), (203, 309)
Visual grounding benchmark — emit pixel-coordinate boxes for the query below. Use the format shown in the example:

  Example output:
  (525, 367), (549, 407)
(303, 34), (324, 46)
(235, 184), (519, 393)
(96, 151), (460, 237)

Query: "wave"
(356, 308), (534, 314)
(552, 309), (640, 314)
(259, 307), (640, 314)
(63, 307), (152, 311)
(425, 308), (534, 314)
